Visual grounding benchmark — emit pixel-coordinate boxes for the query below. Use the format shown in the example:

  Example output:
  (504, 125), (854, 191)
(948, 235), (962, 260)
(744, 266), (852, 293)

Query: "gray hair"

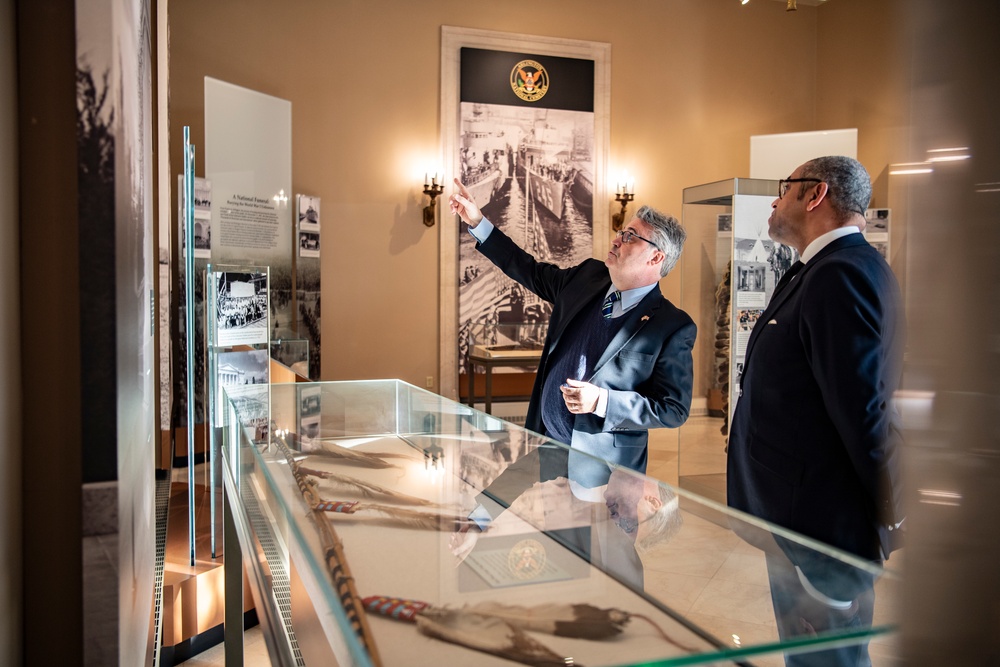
(635, 205), (686, 277)
(799, 156), (872, 223)
(635, 484), (683, 553)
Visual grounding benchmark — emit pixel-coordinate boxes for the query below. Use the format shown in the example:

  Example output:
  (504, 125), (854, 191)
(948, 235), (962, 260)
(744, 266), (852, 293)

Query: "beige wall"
(168, 0), (825, 391)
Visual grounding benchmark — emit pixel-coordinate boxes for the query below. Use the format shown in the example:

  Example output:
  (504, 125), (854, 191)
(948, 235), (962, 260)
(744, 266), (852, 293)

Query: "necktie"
(772, 261), (803, 298)
(602, 290), (621, 319)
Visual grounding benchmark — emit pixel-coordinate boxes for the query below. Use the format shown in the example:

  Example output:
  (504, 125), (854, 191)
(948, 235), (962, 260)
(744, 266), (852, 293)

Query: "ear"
(648, 248), (666, 267)
(642, 493), (663, 511)
(805, 181), (829, 212)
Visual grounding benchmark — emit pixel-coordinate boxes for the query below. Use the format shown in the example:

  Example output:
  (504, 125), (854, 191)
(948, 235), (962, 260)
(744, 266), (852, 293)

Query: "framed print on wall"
(439, 26), (611, 401)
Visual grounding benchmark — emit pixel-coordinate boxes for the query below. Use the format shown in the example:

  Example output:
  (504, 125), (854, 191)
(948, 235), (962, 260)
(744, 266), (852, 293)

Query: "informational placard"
(205, 78), (294, 339)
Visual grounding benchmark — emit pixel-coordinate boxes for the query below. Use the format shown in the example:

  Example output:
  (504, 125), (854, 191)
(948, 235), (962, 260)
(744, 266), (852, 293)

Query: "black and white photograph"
(216, 350), (270, 442)
(213, 270), (269, 347)
(299, 230), (320, 258)
(865, 207), (890, 233)
(270, 338), (309, 376)
(178, 175), (212, 259)
(717, 213), (732, 233)
(456, 48), (597, 374)
(297, 194), (320, 232)
(297, 384), (322, 444)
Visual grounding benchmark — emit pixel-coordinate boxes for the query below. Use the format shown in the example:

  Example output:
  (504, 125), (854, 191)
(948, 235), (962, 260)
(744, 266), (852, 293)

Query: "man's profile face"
(606, 218), (661, 288)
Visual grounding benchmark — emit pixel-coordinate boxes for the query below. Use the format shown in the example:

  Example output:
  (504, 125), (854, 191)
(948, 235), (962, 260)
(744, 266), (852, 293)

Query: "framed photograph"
(297, 194), (320, 232)
(298, 230), (320, 258)
(439, 26), (610, 398)
(297, 384), (322, 445)
(179, 175), (212, 259)
(212, 269), (270, 347)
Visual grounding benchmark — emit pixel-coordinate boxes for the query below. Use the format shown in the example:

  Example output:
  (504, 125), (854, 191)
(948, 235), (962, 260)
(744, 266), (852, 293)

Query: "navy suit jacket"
(476, 224), (696, 476)
(727, 233), (905, 562)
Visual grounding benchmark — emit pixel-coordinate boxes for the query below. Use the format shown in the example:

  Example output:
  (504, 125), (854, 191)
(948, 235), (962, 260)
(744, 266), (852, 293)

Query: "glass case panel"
(270, 337), (310, 377)
(221, 379), (898, 667)
(679, 178), (779, 505)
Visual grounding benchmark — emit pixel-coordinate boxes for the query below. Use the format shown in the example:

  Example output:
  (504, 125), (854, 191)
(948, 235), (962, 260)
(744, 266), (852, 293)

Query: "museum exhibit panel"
(220, 380), (899, 667)
(678, 178), (780, 505)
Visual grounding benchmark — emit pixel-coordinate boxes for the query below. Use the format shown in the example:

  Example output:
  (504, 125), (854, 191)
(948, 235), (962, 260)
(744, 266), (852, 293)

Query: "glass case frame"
(220, 379), (898, 667)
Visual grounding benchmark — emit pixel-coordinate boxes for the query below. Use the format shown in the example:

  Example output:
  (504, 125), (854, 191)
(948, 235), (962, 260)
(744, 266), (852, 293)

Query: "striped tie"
(602, 290), (621, 319)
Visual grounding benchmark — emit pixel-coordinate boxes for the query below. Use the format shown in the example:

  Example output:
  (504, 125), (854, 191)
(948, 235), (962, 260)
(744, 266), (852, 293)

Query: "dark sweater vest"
(540, 293), (626, 444)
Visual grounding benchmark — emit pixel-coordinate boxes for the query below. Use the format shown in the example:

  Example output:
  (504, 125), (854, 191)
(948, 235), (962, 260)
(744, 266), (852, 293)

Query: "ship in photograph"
(570, 167), (593, 218)
(516, 142), (569, 220)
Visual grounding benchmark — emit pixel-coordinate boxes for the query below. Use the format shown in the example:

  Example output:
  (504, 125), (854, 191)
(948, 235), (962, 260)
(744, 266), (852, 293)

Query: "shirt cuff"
(468, 217), (494, 244)
(468, 503), (493, 530)
(594, 387), (609, 418)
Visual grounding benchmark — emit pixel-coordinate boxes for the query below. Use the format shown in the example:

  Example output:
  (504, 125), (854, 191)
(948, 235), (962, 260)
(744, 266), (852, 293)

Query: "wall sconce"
(611, 178), (635, 232)
(786, 0), (797, 10)
(423, 173), (444, 227)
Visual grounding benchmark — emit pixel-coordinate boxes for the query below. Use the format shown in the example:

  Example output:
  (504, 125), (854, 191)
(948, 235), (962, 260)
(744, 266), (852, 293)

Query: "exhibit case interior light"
(220, 379), (899, 666)
(678, 178), (781, 505)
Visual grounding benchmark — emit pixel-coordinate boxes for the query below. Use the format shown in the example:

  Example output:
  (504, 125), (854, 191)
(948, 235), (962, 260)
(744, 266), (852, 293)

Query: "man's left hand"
(561, 379), (600, 414)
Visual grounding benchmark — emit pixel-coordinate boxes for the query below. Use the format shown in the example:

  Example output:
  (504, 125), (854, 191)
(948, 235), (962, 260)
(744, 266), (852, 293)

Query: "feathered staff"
(364, 596), (574, 667)
(296, 466), (445, 507)
(287, 431), (410, 469)
(314, 499), (477, 532)
(272, 433), (384, 666)
(363, 596), (696, 664)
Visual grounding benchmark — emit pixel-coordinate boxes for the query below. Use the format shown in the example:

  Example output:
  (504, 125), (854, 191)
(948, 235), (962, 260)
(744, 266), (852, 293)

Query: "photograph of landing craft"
(457, 103), (594, 372)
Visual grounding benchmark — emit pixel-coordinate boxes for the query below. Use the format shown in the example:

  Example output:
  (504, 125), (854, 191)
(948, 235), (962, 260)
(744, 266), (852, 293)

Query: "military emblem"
(511, 60), (549, 102)
(508, 538), (547, 579)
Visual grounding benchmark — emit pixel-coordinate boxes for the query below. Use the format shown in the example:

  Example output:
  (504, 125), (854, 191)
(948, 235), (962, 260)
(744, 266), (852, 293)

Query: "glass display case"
(270, 337), (310, 377)
(678, 178), (780, 505)
(220, 379), (899, 667)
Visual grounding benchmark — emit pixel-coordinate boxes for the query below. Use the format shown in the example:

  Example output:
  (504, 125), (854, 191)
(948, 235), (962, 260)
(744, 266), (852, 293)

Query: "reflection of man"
(727, 156), (905, 667)
(450, 179), (696, 475)
(603, 467), (682, 553)
(452, 447), (681, 590)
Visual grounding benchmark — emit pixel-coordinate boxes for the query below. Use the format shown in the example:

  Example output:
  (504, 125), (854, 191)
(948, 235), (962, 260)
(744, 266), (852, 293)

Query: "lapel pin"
(641, 315), (650, 322)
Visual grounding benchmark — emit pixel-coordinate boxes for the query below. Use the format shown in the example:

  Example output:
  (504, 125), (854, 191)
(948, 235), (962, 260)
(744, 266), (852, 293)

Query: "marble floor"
(86, 415), (901, 666)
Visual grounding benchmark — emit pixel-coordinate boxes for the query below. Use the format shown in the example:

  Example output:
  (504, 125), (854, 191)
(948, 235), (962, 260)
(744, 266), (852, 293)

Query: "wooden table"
(466, 348), (542, 414)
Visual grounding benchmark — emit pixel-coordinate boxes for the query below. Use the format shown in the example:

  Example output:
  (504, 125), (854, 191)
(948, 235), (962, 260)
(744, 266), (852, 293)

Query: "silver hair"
(635, 484), (683, 553)
(634, 205), (686, 277)
(799, 155), (872, 223)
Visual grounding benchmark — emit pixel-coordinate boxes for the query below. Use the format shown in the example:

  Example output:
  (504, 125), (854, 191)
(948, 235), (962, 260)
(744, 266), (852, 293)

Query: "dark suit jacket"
(476, 224), (696, 474)
(727, 233), (905, 562)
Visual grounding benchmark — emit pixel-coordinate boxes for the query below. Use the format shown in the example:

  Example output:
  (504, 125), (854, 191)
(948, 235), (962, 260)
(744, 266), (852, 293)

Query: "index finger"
(453, 177), (472, 200)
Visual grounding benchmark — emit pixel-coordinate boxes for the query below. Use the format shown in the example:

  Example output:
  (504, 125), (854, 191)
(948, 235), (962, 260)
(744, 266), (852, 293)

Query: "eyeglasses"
(778, 178), (822, 199)
(616, 228), (659, 249)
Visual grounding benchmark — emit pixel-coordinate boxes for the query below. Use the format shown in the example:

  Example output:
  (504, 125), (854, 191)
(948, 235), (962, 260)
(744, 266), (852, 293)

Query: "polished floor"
(85, 415), (901, 666)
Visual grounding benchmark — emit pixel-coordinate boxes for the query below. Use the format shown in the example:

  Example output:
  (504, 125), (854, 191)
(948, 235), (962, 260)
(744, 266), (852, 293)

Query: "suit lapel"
(590, 286), (663, 378)
(743, 234), (866, 363)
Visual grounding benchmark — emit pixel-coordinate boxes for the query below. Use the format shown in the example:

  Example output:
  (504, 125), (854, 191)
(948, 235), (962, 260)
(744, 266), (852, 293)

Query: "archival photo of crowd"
(213, 269), (269, 347)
